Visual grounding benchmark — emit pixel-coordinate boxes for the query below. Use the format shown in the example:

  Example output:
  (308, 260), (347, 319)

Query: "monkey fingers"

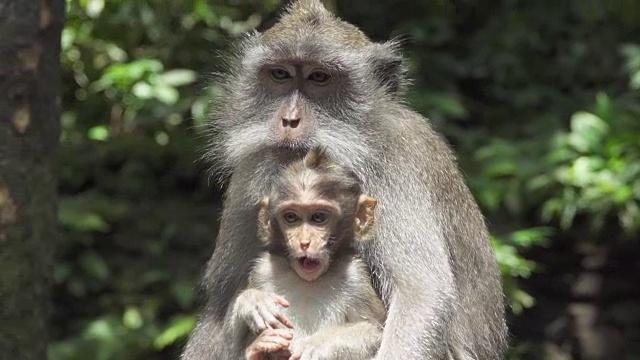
(246, 329), (293, 360)
(237, 289), (294, 333)
(271, 349), (293, 360)
(255, 300), (294, 330)
(273, 294), (290, 308)
(271, 295), (294, 328)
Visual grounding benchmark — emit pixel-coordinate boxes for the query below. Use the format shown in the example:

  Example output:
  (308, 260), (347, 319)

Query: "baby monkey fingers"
(235, 289), (294, 333)
(245, 328), (294, 360)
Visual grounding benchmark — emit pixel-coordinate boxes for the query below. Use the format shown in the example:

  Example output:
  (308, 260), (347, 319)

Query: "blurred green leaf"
(88, 126), (110, 141)
(568, 112), (608, 153)
(132, 82), (154, 99)
(420, 92), (468, 118)
(159, 69), (197, 87)
(170, 282), (195, 309)
(123, 307), (144, 330)
(59, 201), (110, 232)
(153, 315), (196, 350)
(79, 252), (110, 281)
(153, 84), (179, 105)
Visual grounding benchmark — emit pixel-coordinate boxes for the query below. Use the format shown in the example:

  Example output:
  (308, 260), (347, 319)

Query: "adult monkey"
(183, 0), (507, 359)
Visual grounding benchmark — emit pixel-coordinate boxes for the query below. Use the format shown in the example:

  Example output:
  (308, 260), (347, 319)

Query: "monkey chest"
(283, 290), (350, 336)
(260, 277), (354, 337)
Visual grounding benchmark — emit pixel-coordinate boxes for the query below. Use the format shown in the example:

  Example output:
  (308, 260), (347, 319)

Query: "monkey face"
(257, 149), (378, 281)
(275, 201), (340, 282)
(206, 0), (408, 185)
(258, 63), (342, 149)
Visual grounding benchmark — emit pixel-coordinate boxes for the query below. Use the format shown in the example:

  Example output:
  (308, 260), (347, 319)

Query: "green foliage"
(492, 227), (551, 313)
(53, 0), (270, 358)
(56, 0), (640, 359)
(536, 96), (640, 233)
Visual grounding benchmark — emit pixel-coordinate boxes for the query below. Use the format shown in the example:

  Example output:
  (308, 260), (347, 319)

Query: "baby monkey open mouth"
(297, 256), (323, 272)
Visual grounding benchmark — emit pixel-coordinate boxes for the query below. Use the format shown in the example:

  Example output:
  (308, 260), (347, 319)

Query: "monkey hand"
(245, 328), (293, 360)
(235, 289), (294, 333)
(288, 336), (337, 360)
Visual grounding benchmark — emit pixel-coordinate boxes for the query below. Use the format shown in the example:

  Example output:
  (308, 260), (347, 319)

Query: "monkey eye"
(283, 212), (301, 224)
(308, 70), (331, 85)
(270, 67), (292, 82)
(310, 211), (329, 225)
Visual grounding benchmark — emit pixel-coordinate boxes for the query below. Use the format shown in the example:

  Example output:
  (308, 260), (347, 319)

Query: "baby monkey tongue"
(299, 256), (322, 271)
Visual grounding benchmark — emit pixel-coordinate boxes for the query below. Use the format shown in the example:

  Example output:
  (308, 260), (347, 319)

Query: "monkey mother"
(183, 1), (507, 359)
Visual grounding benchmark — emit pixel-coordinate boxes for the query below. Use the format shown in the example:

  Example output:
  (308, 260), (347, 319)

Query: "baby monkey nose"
(300, 240), (310, 250)
(282, 117), (301, 129)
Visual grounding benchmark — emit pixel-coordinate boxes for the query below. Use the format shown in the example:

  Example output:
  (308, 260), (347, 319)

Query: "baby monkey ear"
(257, 198), (271, 244)
(355, 195), (378, 240)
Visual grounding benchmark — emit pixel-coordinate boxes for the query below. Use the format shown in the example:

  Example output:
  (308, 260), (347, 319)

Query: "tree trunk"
(0, 1), (65, 359)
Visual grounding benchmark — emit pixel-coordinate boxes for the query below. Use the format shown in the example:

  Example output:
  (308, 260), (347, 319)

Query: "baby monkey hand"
(234, 289), (294, 334)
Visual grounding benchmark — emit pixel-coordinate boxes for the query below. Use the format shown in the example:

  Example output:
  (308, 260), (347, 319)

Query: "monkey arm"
(185, 290), (283, 360)
(376, 286), (455, 359)
(290, 322), (382, 360)
(367, 177), (460, 360)
(181, 311), (244, 360)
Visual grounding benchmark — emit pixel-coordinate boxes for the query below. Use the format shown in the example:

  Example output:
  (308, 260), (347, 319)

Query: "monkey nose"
(300, 241), (309, 250)
(282, 118), (301, 129)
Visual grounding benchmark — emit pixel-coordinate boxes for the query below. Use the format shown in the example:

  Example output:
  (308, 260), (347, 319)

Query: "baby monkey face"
(275, 198), (342, 281)
(257, 149), (378, 282)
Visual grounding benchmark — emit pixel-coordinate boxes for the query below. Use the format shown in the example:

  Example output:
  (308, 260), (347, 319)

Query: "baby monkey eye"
(310, 211), (329, 224)
(308, 70), (330, 84)
(283, 212), (300, 224)
(270, 68), (292, 82)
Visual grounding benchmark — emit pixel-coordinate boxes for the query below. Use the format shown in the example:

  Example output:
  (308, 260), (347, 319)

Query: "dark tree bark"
(0, 0), (65, 359)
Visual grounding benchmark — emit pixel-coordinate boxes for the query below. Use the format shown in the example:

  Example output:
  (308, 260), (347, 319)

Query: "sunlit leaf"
(132, 82), (154, 99)
(85, 318), (116, 340)
(123, 307), (144, 329)
(568, 112), (609, 153)
(511, 289), (535, 314)
(159, 69), (197, 87)
(510, 227), (552, 246)
(153, 315), (196, 349)
(85, 0), (104, 18)
(153, 84), (179, 105)
(88, 125), (109, 141)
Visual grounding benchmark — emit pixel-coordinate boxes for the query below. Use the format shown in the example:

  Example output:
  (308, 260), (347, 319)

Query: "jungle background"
(45, 0), (640, 359)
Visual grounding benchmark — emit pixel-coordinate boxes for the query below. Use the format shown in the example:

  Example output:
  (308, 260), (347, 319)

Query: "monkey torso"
(249, 252), (385, 340)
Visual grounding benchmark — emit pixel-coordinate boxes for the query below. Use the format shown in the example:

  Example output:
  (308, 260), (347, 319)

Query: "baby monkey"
(230, 149), (385, 360)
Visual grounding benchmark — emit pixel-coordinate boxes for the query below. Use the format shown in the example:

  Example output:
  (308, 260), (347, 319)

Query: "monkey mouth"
(297, 256), (322, 272)
(276, 139), (309, 151)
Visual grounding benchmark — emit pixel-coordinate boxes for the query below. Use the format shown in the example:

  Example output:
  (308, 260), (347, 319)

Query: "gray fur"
(184, 1), (507, 359)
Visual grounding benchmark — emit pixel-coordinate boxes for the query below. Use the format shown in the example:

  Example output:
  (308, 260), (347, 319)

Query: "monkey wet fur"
(235, 151), (384, 360)
(183, 0), (507, 359)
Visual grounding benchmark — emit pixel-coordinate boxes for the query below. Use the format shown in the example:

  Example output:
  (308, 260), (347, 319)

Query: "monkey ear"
(368, 41), (407, 97)
(355, 195), (378, 240)
(258, 198), (272, 244)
